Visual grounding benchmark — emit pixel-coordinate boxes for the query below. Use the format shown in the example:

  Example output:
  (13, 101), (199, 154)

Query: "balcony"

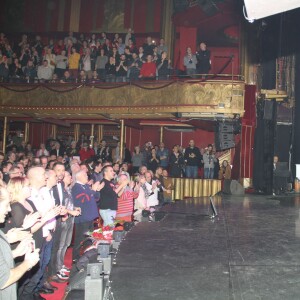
(0, 78), (245, 121)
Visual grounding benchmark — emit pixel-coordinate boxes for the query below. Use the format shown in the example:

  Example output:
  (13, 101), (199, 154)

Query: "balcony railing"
(0, 77), (245, 120)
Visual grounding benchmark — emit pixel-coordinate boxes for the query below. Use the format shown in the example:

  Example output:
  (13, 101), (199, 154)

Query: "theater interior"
(1, 0), (300, 299)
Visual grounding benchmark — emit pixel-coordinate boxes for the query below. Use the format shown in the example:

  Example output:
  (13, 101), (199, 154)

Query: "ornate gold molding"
(0, 81), (245, 119)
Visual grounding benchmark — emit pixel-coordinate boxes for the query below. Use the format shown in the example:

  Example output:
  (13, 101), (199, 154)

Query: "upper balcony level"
(0, 77), (245, 122)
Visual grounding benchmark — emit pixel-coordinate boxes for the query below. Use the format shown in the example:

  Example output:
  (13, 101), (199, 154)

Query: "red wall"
(29, 123), (52, 148)
(1, 0), (162, 34)
(127, 126), (215, 152)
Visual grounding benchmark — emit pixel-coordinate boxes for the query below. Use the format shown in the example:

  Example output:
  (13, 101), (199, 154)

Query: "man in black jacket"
(184, 140), (202, 178)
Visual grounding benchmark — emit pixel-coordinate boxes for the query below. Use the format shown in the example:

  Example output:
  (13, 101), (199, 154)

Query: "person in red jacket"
(139, 55), (156, 79)
(79, 142), (95, 162)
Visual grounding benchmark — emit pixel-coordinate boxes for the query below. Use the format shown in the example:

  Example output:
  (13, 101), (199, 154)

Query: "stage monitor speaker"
(97, 243), (111, 258)
(113, 230), (125, 242)
(222, 179), (245, 195)
(230, 180), (245, 195)
(263, 101), (274, 120)
(85, 275), (104, 300)
(87, 262), (103, 279)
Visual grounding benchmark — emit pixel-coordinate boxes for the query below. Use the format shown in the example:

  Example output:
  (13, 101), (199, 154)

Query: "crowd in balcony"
(0, 29), (174, 84)
(0, 30), (212, 84)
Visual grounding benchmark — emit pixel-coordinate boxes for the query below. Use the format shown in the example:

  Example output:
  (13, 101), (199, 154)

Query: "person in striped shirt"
(116, 174), (139, 222)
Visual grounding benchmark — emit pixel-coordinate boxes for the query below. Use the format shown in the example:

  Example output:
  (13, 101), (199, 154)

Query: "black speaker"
(218, 123), (234, 133)
(263, 100), (274, 120)
(215, 133), (235, 150)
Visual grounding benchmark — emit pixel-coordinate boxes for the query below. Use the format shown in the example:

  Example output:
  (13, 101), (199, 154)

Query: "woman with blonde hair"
(0, 186), (40, 299)
(7, 177), (58, 250)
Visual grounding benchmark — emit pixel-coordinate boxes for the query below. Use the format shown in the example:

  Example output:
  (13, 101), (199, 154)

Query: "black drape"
(253, 100), (277, 194)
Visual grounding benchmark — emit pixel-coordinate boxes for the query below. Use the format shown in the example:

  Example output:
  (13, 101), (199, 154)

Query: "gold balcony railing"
(0, 79), (245, 120)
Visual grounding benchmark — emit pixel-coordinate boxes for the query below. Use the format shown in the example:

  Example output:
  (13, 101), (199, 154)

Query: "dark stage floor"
(110, 194), (300, 300)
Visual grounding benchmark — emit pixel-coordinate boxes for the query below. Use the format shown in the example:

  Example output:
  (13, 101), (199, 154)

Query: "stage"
(110, 194), (300, 300)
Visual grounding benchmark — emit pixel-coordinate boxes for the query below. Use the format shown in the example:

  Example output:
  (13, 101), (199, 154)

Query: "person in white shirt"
(25, 167), (61, 297)
(30, 169), (59, 293)
(37, 60), (52, 82)
(144, 171), (159, 220)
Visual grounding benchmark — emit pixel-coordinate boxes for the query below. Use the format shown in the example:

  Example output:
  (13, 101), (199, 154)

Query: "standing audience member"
(184, 47), (197, 77)
(71, 170), (102, 261)
(184, 140), (202, 178)
(0, 187), (40, 300)
(131, 146), (143, 175)
(68, 47), (80, 80)
(20, 167), (60, 299)
(169, 145), (184, 178)
(156, 142), (169, 169)
(115, 174), (139, 222)
(47, 163), (68, 282)
(133, 175), (148, 222)
(202, 144), (217, 179)
(99, 165), (128, 226)
(144, 171), (159, 220)
(31, 170), (58, 294)
(139, 55), (156, 79)
(148, 148), (160, 173)
(196, 42), (211, 77)
(56, 171), (80, 277)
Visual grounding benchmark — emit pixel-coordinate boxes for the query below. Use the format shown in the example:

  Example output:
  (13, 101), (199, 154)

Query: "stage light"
(243, 0), (300, 22)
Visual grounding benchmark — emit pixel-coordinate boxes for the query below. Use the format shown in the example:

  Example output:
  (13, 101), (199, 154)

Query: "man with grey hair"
(71, 170), (103, 261)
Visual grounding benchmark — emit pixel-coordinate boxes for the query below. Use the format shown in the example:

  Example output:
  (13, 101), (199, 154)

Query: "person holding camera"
(183, 47), (197, 78)
(202, 144), (217, 179)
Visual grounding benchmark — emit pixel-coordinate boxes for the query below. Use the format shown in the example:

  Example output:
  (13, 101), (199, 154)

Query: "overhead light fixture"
(243, 0), (300, 22)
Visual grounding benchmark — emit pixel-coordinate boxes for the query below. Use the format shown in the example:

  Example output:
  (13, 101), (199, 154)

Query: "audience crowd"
(0, 29), (173, 84)
(0, 30), (212, 84)
(0, 131), (229, 299)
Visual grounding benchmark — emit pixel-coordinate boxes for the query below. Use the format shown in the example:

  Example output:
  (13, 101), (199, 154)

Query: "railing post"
(2, 117), (7, 153)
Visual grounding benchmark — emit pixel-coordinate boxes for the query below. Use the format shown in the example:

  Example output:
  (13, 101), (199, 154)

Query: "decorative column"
(51, 125), (57, 139)
(2, 117), (7, 153)
(160, 126), (164, 143)
(161, 0), (175, 60)
(97, 125), (103, 142)
(120, 120), (125, 163)
(90, 124), (95, 147)
(24, 122), (30, 143)
(74, 124), (80, 142)
(69, 0), (81, 32)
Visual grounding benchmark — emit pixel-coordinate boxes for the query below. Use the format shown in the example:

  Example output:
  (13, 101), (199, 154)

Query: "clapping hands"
(6, 228), (32, 244)
(22, 212), (41, 230)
